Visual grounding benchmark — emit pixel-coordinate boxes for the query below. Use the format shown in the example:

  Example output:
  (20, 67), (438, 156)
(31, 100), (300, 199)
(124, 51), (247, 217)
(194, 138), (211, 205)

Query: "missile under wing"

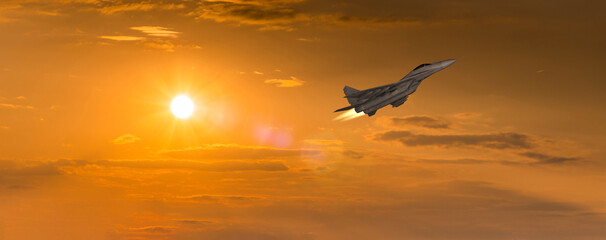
(335, 59), (456, 117)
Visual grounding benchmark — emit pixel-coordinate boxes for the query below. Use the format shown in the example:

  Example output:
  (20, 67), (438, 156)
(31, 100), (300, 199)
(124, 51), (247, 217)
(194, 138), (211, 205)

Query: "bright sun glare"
(171, 95), (194, 119)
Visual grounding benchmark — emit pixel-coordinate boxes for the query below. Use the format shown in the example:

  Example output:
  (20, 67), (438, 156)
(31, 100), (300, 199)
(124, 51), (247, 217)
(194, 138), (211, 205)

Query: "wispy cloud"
(112, 134), (141, 145)
(144, 39), (176, 52)
(391, 115), (451, 129)
(98, 35), (145, 41)
(98, 2), (185, 15)
(520, 152), (581, 164)
(189, 1), (303, 27)
(264, 76), (304, 87)
(0, 103), (34, 109)
(97, 159), (290, 172)
(161, 144), (319, 160)
(303, 139), (344, 146)
(130, 26), (180, 38)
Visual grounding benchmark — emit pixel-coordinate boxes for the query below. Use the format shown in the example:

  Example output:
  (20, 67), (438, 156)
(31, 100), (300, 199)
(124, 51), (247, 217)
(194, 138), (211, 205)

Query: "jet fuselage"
(336, 59), (456, 116)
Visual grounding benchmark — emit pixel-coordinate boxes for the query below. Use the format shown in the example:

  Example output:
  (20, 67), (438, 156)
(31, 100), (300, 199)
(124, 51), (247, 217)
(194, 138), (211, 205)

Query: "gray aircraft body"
(335, 59), (456, 116)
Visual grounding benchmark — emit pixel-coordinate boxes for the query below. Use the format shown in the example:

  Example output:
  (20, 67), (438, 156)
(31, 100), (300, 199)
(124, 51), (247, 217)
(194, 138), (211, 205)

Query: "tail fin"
(335, 86), (365, 112)
(343, 86), (363, 105)
(344, 86), (359, 96)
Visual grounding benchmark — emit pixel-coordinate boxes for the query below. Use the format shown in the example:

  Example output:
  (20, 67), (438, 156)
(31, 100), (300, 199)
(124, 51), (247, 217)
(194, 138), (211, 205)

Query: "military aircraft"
(335, 59), (456, 117)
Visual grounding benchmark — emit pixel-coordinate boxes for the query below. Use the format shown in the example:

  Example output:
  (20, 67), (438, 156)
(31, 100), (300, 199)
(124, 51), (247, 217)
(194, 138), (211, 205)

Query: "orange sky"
(1, 0), (605, 239)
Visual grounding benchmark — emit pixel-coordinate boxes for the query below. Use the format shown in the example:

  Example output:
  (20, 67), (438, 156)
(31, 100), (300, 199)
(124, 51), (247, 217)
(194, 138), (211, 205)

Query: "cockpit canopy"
(413, 63), (431, 71)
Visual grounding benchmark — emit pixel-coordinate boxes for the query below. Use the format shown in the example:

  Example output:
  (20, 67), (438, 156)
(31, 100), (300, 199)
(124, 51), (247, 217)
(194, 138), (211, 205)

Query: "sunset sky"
(1, 0), (605, 239)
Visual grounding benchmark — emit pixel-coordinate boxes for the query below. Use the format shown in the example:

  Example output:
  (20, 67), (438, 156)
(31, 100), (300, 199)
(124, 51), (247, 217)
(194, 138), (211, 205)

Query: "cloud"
(189, 1), (303, 26)
(0, 103), (34, 109)
(114, 225), (176, 239)
(296, 37), (318, 41)
(186, 0), (427, 31)
(321, 14), (422, 27)
(127, 226), (175, 234)
(520, 152), (581, 164)
(454, 112), (483, 119)
(343, 150), (364, 159)
(112, 134), (141, 145)
(392, 115), (450, 129)
(178, 194), (262, 203)
(144, 39), (177, 52)
(417, 158), (492, 164)
(167, 180), (606, 240)
(98, 159), (289, 172)
(1, 158), (289, 176)
(303, 139), (344, 146)
(161, 144), (318, 160)
(130, 26), (180, 38)
(258, 25), (295, 31)
(98, 2), (185, 15)
(373, 130), (532, 149)
(98, 35), (145, 41)
(264, 76), (304, 87)
(253, 71), (264, 75)
(0, 161), (64, 177)
(173, 219), (216, 225)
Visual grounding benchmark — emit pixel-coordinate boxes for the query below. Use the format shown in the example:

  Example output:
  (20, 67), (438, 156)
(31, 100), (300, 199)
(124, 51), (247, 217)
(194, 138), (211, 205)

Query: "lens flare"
(333, 109), (365, 121)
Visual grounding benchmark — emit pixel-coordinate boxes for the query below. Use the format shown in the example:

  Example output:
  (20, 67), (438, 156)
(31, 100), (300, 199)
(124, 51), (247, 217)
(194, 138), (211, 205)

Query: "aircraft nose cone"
(440, 59), (457, 68)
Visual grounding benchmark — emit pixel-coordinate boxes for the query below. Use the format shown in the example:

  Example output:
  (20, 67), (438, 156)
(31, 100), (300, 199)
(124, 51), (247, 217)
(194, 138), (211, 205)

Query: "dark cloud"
(130, 226), (174, 234)
(0, 160), (69, 177)
(374, 130), (532, 149)
(392, 115), (451, 129)
(179, 194), (262, 203)
(174, 219), (216, 225)
(343, 150), (364, 159)
(416, 158), (523, 165)
(417, 158), (491, 164)
(520, 152), (581, 164)
(186, 0), (427, 30)
(189, 1), (302, 28)
(161, 144), (319, 160)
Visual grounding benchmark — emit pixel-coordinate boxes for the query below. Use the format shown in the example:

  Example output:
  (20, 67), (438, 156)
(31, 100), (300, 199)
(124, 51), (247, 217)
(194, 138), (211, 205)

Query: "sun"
(170, 95), (194, 119)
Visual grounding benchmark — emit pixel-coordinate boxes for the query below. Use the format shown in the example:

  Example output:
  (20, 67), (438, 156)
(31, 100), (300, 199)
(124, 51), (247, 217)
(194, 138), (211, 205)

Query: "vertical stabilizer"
(344, 86), (363, 105)
(343, 86), (359, 96)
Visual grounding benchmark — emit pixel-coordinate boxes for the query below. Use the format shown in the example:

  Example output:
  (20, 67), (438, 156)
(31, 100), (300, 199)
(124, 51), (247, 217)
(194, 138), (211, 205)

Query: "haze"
(1, 0), (605, 239)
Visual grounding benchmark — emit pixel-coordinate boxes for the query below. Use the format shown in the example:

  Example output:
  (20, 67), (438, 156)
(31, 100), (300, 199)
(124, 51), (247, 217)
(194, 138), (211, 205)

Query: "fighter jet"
(335, 59), (456, 117)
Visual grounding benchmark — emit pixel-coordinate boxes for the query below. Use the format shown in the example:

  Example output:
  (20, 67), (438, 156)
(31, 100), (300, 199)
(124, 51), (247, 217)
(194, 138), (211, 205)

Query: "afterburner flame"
(333, 109), (365, 121)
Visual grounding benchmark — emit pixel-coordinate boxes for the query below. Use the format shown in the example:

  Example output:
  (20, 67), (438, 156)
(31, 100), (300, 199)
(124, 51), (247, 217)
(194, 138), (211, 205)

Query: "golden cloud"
(130, 26), (180, 38)
(264, 76), (304, 87)
(98, 3), (184, 15)
(112, 134), (141, 145)
(0, 103), (34, 109)
(161, 143), (319, 159)
(98, 35), (145, 41)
